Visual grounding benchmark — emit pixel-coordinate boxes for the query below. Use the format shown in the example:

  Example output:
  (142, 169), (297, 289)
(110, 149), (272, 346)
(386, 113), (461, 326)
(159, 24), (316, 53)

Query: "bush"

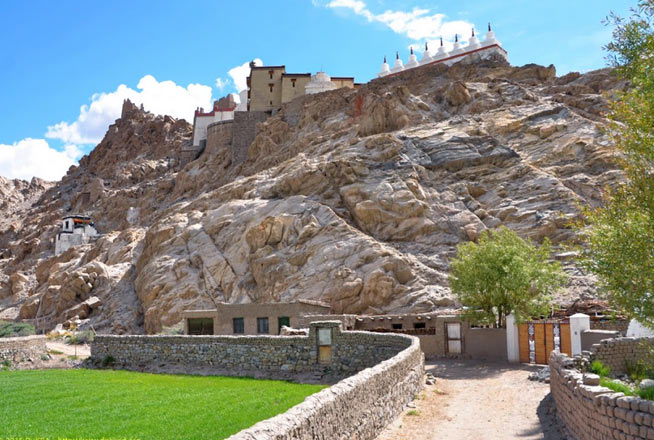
(638, 386), (654, 401)
(0, 321), (35, 338)
(590, 360), (611, 378)
(625, 359), (654, 383)
(66, 330), (94, 345)
(101, 355), (115, 368)
(600, 377), (634, 396)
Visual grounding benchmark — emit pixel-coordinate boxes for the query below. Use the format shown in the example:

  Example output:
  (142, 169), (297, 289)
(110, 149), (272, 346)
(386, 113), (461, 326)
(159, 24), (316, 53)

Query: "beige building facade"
(247, 65), (355, 112)
(183, 300), (331, 336)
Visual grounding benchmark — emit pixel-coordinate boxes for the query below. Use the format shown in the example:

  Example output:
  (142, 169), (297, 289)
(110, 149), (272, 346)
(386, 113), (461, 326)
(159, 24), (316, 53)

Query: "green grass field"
(0, 369), (325, 440)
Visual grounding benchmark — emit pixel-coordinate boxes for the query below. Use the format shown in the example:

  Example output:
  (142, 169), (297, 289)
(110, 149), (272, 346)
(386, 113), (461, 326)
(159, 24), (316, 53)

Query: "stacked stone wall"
(232, 111), (268, 165)
(591, 337), (654, 375)
(227, 327), (424, 440)
(550, 339), (654, 440)
(91, 322), (424, 440)
(0, 335), (47, 363)
(206, 120), (233, 156)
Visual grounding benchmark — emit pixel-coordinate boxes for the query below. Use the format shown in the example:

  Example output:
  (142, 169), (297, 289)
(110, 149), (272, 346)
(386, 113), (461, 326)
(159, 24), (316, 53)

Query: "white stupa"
(305, 71), (338, 95)
(405, 47), (419, 69)
(483, 23), (499, 46)
(450, 34), (464, 56)
(378, 56), (391, 77)
(391, 51), (404, 73)
(420, 42), (432, 65)
(433, 37), (448, 60)
(467, 29), (482, 50)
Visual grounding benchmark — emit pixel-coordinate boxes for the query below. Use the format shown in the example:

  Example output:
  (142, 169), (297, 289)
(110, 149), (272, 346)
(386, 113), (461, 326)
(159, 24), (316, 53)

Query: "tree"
(448, 227), (567, 328)
(579, 1), (654, 326)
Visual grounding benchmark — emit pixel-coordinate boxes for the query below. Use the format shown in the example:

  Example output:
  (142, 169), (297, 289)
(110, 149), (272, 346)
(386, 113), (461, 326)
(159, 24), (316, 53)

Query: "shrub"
(48, 349), (64, 355)
(637, 386), (654, 401)
(0, 321), (35, 338)
(1, 360), (11, 369)
(102, 355), (115, 368)
(590, 360), (611, 378)
(66, 330), (94, 345)
(600, 377), (634, 396)
(407, 410), (420, 416)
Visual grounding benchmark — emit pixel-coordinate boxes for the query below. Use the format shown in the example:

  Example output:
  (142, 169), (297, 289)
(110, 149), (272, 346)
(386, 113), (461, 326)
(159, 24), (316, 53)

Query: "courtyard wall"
(0, 335), (47, 363)
(590, 336), (654, 375)
(91, 321), (424, 440)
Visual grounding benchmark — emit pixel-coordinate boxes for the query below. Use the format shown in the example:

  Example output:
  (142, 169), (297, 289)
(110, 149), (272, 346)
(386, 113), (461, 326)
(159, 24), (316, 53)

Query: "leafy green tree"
(449, 227), (567, 328)
(579, 1), (654, 326)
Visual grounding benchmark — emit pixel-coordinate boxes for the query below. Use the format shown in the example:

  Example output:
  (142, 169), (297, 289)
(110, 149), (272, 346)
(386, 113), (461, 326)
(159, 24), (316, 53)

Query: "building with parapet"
(247, 64), (356, 112)
(377, 24), (508, 78)
(54, 215), (98, 256)
(192, 95), (239, 148)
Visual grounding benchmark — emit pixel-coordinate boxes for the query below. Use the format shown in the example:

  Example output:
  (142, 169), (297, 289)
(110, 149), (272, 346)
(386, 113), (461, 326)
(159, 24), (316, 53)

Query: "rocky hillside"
(0, 53), (625, 334)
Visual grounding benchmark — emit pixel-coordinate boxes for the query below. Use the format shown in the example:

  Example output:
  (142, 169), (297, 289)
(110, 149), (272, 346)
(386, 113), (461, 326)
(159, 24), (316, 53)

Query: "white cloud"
(46, 75), (213, 145)
(326, 0), (473, 43)
(215, 77), (230, 92)
(228, 58), (263, 92)
(0, 138), (82, 181)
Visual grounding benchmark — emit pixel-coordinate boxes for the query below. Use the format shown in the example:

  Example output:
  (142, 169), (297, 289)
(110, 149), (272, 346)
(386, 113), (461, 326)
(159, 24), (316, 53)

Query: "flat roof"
(331, 76), (355, 80)
(281, 73), (311, 77)
(62, 215), (92, 220)
(251, 65), (286, 70)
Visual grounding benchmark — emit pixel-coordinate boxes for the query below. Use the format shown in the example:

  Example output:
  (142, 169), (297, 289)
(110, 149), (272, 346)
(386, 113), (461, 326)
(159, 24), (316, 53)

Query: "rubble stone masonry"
(550, 339), (654, 440)
(91, 322), (424, 440)
(0, 335), (47, 363)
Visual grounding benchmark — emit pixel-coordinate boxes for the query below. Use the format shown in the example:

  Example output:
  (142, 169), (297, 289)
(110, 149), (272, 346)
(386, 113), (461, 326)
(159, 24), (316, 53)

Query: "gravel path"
(375, 359), (570, 440)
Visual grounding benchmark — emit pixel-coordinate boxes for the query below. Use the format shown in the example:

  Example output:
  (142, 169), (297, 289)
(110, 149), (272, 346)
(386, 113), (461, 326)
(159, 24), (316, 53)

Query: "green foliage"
(591, 360), (611, 377)
(1, 360), (11, 370)
(406, 409), (420, 416)
(0, 321), (35, 338)
(625, 359), (654, 382)
(637, 386), (654, 400)
(600, 377), (634, 395)
(448, 227), (567, 327)
(578, 1), (654, 326)
(101, 355), (115, 367)
(0, 369), (326, 439)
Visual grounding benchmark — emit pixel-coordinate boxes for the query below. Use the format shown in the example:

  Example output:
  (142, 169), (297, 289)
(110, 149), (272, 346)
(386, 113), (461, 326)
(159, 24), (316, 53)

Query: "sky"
(0, 0), (634, 181)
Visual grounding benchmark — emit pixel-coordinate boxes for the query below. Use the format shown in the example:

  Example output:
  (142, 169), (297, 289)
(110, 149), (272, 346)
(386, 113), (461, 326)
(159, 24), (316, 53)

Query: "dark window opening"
(257, 317), (269, 334)
(233, 317), (244, 334)
(268, 70), (274, 79)
(392, 323), (403, 330)
(188, 318), (214, 335)
(278, 316), (290, 334)
(413, 322), (426, 329)
(291, 79), (296, 87)
(269, 83), (274, 93)
(269, 100), (273, 105)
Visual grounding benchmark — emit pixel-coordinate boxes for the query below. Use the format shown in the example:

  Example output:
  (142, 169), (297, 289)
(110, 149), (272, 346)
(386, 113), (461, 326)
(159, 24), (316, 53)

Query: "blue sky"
(0, 0), (634, 180)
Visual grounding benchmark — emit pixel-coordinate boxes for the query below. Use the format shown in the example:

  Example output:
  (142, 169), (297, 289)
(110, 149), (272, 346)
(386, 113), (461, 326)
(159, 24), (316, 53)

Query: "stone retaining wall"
(0, 335), (47, 363)
(206, 120), (233, 156)
(232, 111), (267, 165)
(591, 337), (654, 375)
(550, 343), (654, 440)
(227, 326), (424, 440)
(91, 321), (424, 440)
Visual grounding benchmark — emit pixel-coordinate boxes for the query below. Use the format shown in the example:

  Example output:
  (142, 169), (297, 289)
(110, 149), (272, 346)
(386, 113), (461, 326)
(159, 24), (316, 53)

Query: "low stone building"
(183, 300), (331, 336)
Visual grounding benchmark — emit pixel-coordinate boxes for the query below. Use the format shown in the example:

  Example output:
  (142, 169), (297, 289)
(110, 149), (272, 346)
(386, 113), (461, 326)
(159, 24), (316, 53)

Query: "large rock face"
(0, 56), (626, 333)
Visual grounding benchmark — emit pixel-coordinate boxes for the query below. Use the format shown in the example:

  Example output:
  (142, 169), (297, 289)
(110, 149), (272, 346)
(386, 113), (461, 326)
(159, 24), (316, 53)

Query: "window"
(187, 318), (214, 335)
(413, 322), (426, 329)
(233, 317), (244, 334)
(278, 316), (290, 334)
(392, 323), (403, 330)
(268, 70), (274, 79)
(257, 317), (269, 334)
(291, 79), (296, 88)
(269, 83), (274, 93)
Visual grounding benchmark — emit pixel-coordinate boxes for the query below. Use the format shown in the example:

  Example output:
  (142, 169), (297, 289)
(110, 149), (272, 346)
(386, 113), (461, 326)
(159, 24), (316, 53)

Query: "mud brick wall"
(231, 111), (268, 165)
(591, 337), (654, 375)
(0, 335), (47, 363)
(551, 350), (654, 440)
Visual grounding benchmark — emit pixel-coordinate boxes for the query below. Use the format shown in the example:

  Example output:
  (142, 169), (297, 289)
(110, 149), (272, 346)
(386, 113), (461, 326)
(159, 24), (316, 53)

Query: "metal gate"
(519, 320), (571, 364)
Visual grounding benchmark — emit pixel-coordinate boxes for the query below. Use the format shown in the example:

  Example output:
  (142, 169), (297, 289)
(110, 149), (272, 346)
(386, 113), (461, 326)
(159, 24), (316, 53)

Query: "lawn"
(0, 369), (325, 440)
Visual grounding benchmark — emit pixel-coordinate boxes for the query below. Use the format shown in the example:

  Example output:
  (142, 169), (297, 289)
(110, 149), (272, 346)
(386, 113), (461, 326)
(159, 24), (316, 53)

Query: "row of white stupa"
(378, 24), (505, 78)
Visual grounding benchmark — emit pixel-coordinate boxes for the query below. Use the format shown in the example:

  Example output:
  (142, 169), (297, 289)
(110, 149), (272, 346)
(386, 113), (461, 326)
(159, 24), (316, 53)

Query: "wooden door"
(560, 323), (571, 356)
(446, 323), (462, 354)
(534, 323), (546, 364)
(519, 323), (530, 363)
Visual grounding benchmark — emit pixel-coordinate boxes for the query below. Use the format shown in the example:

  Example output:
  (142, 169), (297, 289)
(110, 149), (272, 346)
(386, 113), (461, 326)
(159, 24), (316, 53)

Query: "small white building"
(304, 71), (338, 95)
(55, 215), (98, 256)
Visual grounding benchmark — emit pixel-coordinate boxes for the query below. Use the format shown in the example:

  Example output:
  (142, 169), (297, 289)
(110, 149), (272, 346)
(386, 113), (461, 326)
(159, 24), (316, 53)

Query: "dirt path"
(46, 341), (91, 358)
(376, 359), (570, 440)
